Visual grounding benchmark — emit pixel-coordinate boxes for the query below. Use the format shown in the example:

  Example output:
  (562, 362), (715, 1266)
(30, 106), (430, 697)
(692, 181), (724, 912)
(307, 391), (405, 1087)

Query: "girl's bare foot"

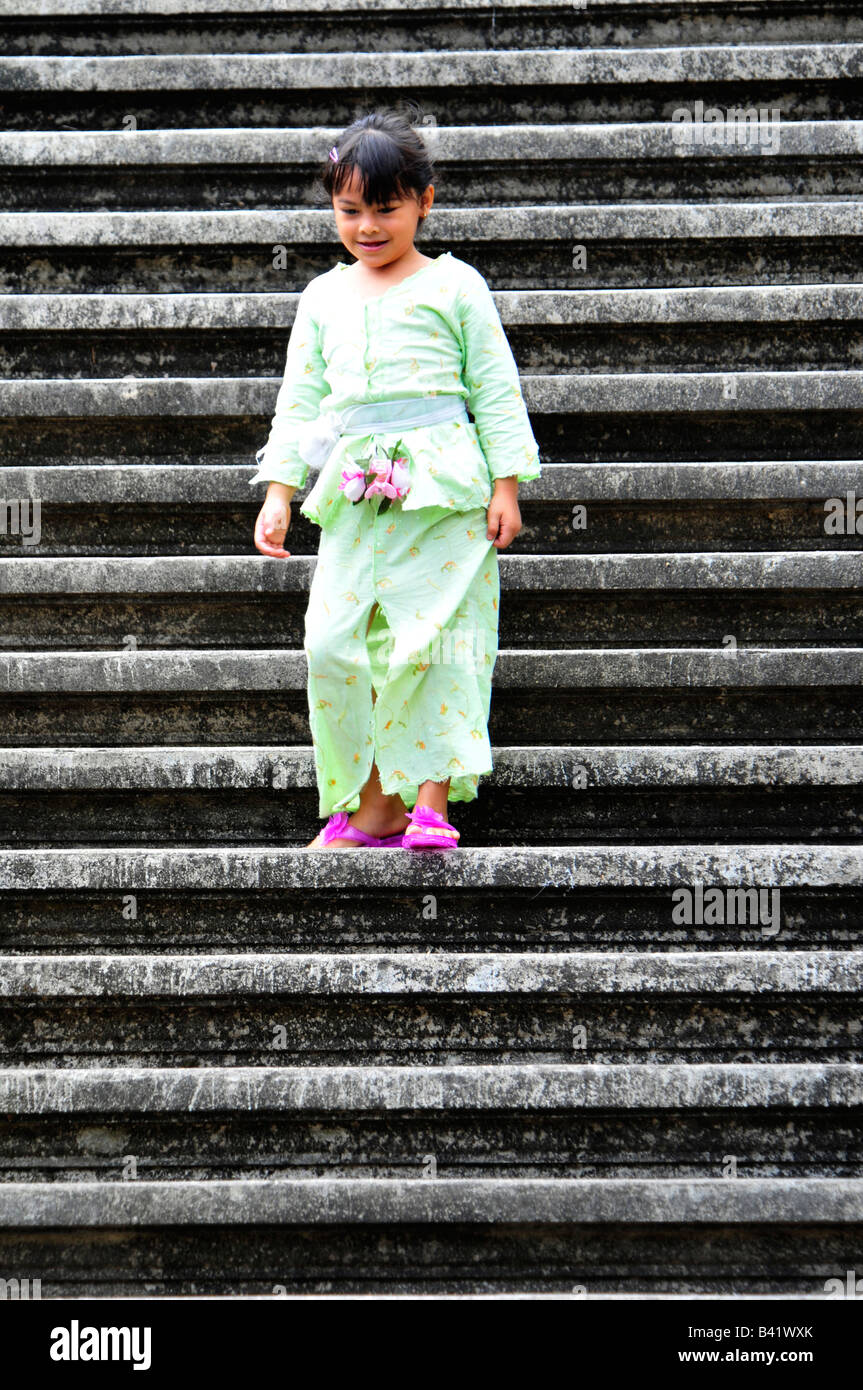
(304, 806), (408, 845)
(308, 682), (414, 847)
(308, 757), (410, 847)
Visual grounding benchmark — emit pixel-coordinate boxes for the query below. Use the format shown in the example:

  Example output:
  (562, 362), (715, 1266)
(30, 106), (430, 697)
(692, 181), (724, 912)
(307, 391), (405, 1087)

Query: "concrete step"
(4, 283), (862, 376)
(1, 43), (860, 129)
(1, 841), (860, 890)
(1, 742), (860, 850)
(11, 41), (857, 89)
(7, 0), (862, 59)
(3, 122), (862, 208)
(2, 202), (860, 294)
(1, 460), (858, 557)
(1, 647), (859, 745)
(6, 1061), (860, 1114)
(9, 459), (861, 504)
(1, 1174), (862, 1220)
(6, 202), (857, 246)
(1, 949), (860, 1064)
(1, 845), (860, 953)
(4, 949), (859, 997)
(3, 743), (860, 791)
(4, 370), (862, 416)
(2, 645), (861, 688)
(6, 945), (861, 1000)
(2, 370), (862, 470)
(1, 781), (856, 848)
(1, 460), (858, 556)
(13, 327), (862, 378)
(3, 551), (858, 592)
(1, 1063), (859, 1183)
(13, 369), (863, 412)
(5, 122), (861, 171)
(2, 1175), (861, 1295)
(0, 552), (859, 651)
(8, 282), (863, 330)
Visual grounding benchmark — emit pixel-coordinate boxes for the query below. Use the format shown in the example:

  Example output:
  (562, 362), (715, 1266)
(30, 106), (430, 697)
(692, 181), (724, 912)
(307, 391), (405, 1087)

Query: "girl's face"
(332, 167), (434, 269)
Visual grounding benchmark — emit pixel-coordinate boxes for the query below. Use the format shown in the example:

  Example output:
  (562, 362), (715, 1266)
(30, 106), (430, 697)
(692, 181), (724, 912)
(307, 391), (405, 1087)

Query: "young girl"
(251, 109), (540, 851)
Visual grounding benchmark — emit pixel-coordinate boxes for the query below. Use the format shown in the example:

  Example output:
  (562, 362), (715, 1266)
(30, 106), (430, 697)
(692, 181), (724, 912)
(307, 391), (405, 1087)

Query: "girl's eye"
(337, 207), (395, 215)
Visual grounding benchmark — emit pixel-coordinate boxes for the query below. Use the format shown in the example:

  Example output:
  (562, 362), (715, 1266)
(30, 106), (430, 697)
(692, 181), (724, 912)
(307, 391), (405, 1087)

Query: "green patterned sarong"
(303, 496), (500, 816)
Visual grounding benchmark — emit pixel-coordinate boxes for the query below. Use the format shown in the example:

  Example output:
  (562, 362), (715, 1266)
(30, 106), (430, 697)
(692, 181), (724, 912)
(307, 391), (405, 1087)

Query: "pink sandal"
(314, 811), (405, 848)
(403, 806), (460, 852)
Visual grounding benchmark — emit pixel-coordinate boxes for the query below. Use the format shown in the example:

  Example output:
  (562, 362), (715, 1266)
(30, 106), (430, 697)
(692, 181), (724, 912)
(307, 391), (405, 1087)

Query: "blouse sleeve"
(456, 268), (541, 484)
(249, 283), (328, 489)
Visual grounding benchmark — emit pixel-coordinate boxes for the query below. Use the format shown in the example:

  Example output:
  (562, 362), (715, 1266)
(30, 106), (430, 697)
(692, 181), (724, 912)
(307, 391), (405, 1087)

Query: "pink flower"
(364, 463), (398, 500)
(390, 456), (410, 498)
(338, 463), (367, 502)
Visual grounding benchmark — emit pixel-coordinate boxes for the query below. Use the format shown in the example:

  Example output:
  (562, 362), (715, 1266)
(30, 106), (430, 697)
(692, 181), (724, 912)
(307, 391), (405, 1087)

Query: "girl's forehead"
(335, 168), (363, 197)
(333, 168), (404, 206)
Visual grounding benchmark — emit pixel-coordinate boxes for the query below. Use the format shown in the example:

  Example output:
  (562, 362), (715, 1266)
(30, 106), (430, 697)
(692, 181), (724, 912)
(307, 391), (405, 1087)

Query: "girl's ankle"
(412, 803), (450, 820)
(349, 807), (408, 829)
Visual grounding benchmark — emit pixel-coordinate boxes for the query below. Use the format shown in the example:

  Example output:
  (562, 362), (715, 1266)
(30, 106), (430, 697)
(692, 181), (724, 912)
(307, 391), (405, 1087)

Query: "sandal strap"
(320, 812), (379, 847)
(405, 808), (459, 841)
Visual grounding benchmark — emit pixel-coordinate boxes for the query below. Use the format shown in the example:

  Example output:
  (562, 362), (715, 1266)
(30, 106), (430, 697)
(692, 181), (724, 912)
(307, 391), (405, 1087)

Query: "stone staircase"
(0, 0), (862, 1295)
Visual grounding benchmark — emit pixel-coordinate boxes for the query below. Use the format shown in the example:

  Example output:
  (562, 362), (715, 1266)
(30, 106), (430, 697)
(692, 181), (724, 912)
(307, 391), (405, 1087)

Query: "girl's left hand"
(486, 478), (522, 549)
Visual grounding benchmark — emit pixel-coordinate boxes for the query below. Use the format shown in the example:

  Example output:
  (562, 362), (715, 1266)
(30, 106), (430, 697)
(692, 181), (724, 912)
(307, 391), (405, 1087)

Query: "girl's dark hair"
(321, 107), (435, 208)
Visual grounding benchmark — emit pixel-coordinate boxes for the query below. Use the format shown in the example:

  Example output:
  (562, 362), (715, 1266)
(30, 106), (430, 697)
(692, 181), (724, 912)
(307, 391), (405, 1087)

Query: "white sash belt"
(280, 394), (470, 474)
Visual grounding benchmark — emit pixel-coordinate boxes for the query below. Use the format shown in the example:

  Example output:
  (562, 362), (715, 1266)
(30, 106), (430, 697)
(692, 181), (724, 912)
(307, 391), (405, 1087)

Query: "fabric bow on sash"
(253, 409), (346, 476)
(292, 410), (347, 472)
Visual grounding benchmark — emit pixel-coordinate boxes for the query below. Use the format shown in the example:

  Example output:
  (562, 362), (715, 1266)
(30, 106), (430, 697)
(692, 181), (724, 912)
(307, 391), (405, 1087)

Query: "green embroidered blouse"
(250, 251), (541, 529)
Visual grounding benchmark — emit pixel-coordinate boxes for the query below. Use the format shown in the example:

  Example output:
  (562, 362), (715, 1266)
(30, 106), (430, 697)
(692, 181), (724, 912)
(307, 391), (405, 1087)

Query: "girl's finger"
(254, 520), (291, 558)
(255, 538), (291, 558)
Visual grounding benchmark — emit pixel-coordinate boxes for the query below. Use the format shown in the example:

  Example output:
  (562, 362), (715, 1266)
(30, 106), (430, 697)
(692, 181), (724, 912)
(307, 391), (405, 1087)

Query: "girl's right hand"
(254, 484), (293, 558)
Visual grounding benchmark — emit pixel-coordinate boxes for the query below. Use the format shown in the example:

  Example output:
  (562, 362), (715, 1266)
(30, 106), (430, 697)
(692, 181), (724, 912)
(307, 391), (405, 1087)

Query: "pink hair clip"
(328, 146), (339, 162)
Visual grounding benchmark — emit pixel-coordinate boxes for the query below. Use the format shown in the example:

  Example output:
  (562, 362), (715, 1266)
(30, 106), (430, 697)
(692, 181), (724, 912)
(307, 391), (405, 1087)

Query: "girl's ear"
(419, 185), (435, 218)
